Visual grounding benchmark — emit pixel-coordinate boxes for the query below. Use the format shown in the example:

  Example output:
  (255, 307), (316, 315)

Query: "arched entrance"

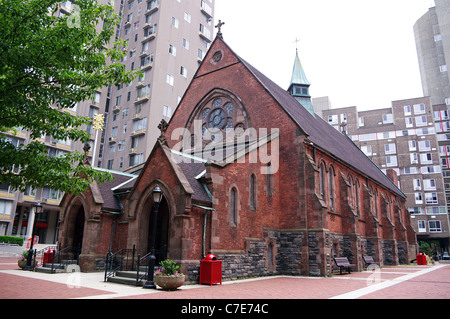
(73, 205), (85, 258)
(147, 196), (170, 265)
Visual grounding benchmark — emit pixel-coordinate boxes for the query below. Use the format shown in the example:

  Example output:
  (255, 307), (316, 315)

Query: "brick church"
(58, 31), (417, 278)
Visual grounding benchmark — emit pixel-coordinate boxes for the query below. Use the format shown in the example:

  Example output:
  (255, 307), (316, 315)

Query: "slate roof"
(95, 170), (137, 211)
(234, 50), (405, 198)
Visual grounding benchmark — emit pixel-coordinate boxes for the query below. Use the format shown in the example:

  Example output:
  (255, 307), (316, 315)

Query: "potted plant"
(18, 250), (35, 269)
(153, 259), (185, 290)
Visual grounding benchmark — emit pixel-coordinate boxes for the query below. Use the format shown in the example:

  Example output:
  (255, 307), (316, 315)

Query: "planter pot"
(18, 260), (27, 269)
(154, 275), (185, 290)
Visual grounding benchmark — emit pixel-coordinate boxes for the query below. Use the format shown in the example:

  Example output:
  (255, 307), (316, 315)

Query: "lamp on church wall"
(24, 201), (43, 271)
(143, 185), (163, 289)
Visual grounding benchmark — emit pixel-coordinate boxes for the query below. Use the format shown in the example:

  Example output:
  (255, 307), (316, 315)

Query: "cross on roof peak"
(215, 20), (225, 38)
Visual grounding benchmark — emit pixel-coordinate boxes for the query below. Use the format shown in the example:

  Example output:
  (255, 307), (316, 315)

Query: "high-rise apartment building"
(1, 0), (215, 245)
(323, 97), (450, 254)
(414, 0), (450, 107)
(98, 0), (215, 172)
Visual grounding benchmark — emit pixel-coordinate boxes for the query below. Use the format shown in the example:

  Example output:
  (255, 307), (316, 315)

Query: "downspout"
(193, 183), (215, 258)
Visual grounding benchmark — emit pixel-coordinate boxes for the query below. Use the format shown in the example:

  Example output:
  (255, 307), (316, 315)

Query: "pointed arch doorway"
(147, 196), (170, 265)
(72, 205), (85, 260)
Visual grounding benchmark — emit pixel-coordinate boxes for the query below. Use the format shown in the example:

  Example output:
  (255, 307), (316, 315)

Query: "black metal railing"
(50, 246), (81, 273)
(104, 246), (137, 281)
(135, 248), (168, 286)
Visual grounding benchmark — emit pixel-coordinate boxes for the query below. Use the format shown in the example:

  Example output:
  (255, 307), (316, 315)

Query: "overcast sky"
(214, 0), (435, 111)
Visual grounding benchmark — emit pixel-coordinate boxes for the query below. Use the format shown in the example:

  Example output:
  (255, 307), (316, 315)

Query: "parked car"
(443, 251), (450, 260)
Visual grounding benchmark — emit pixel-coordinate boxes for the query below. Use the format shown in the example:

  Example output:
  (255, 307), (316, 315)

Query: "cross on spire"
(293, 37), (301, 51)
(215, 20), (225, 38)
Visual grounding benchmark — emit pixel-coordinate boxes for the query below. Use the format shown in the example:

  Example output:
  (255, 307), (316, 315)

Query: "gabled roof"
(208, 36), (405, 198)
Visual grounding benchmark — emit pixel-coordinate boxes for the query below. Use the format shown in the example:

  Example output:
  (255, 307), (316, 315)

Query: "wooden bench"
(334, 257), (356, 275)
(363, 255), (380, 268)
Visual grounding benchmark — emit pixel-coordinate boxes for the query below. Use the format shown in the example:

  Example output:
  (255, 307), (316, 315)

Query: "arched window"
(328, 168), (334, 209)
(230, 188), (237, 225)
(319, 164), (325, 196)
(250, 174), (256, 210)
(355, 180), (360, 215)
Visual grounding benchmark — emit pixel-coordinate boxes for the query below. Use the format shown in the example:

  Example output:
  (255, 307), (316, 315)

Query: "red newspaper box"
(43, 250), (54, 264)
(417, 253), (427, 265)
(199, 254), (222, 286)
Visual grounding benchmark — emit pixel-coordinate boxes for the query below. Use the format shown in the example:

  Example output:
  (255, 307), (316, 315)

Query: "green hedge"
(0, 236), (24, 246)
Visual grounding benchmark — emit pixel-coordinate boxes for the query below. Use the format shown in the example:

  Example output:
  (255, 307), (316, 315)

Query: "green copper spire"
(288, 49), (315, 117)
(290, 49), (310, 86)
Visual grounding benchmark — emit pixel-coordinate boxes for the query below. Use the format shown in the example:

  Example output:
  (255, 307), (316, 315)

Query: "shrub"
(0, 236), (24, 246)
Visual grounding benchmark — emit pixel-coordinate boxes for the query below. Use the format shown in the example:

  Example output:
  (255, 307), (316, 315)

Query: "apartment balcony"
(109, 137), (117, 144)
(136, 81), (145, 88)
(40, 198), (60, 206)
(131, 129), (146, 137)
(141, 33), (156, 43)
(140, 61), (153, 71)
(129, 148), (138, 154)
(112, 105), (121, 112)
(199, 31), (211, 43)
(0, 190), (15, 200)
(200, 1), (213, 18)
(145, 3), (159, 15)
(133, 113), (143, 120)
(134, 95), (150, 104)
(90, 101), (100, 108)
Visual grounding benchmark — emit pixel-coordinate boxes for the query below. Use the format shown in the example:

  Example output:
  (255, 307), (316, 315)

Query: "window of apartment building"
(198, 49), (206, 61)
(382, 113), (393, 124)
(126, 13), (132, 23)
(115, 95), (121, 107)
(123, 123), (127, 134)
(415, 192), (423, 204)
(130, 153), (144, 167)
(434, 110), (449, 121)
(125, 25), (131, 35)
(340, 113), (347, 122)
(434, 34), (442, 42)
(440, 65), (448, 73)
(404, 105), (412, 116)
(429, 220), (442, 233)
(328, 115), (338, 125)
(423, 179), (436, 191)
(361, 145), (372, 156)
(359, 133), (377, 142)
(384, 143), (396, 154)
(109, 144), (116, 154)
(409, 207), (424, 215)
(163, 105), (172, 118)
(421, 165), (441, 174)
(405, 117), (413, 128)
(410, 153), (419, 164)
(169, 44), (176, 56)
(107, 159), (114, 170)
(166, 74), (174, 86)
(418, 140), (431, 152)
(133, 118), (147, 131)
(420, 153), (433, 165)
(131, 136), (140, 149)
(42, 187), (63, 201)
(199, 24), (211, 39)
(408, 140), (417, 151)
(184, 12), (191, 23)
(442, 158), (450, 169)
(122, 107), (129, 119)
(144, 24), (157, 37)
(436, 121), (450, 132)
(119, 157), (124, 169)
(118, 140), (125, 151)
(413, 103), (426, 114)
(171, 17), (179, 28)
(137, 84), (151, 99)
(426, 207), (446, 215)
(415, 115), (427, 127)
(358, 117), (364, 127)
(180, 66), (187, 78)
(417, 127), (435, 136)
(425, 193), (438, 205)
(111, 126), (118, 138)
(386, 156), (397, 167)
(418, 220), (426, 233)
(413, 179), (421, 190)
(182, 38), (189, 50)
(140, 53), (154, 67)
(446, 98), (450, 106)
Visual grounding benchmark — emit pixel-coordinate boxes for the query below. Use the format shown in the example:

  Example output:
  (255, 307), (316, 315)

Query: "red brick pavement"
(1, 256), (449, 300)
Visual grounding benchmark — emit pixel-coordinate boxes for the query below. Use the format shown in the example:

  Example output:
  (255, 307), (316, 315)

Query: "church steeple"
(288, 49), (315, 117)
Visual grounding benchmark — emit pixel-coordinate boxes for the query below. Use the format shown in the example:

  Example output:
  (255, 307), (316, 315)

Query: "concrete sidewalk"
(1, 256), (449, 300)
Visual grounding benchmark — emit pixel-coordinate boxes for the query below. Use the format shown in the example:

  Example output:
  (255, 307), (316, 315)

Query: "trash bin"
(43, 250), (53, 264)
(417, 253), (427, 265)
(199, 254), (222, 286)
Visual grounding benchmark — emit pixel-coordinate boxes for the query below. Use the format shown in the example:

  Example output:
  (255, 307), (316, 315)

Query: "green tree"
(0, 0), (138, 194)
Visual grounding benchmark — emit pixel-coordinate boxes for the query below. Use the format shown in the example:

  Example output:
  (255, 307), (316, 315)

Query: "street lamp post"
(24, 201), (43, 271)
(143, 185), (163, 289)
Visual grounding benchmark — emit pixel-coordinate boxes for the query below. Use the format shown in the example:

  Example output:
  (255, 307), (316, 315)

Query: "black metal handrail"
(135, 249), (168, 286)
(50, 246), (80, 273)
(104, 246), (136, 281)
